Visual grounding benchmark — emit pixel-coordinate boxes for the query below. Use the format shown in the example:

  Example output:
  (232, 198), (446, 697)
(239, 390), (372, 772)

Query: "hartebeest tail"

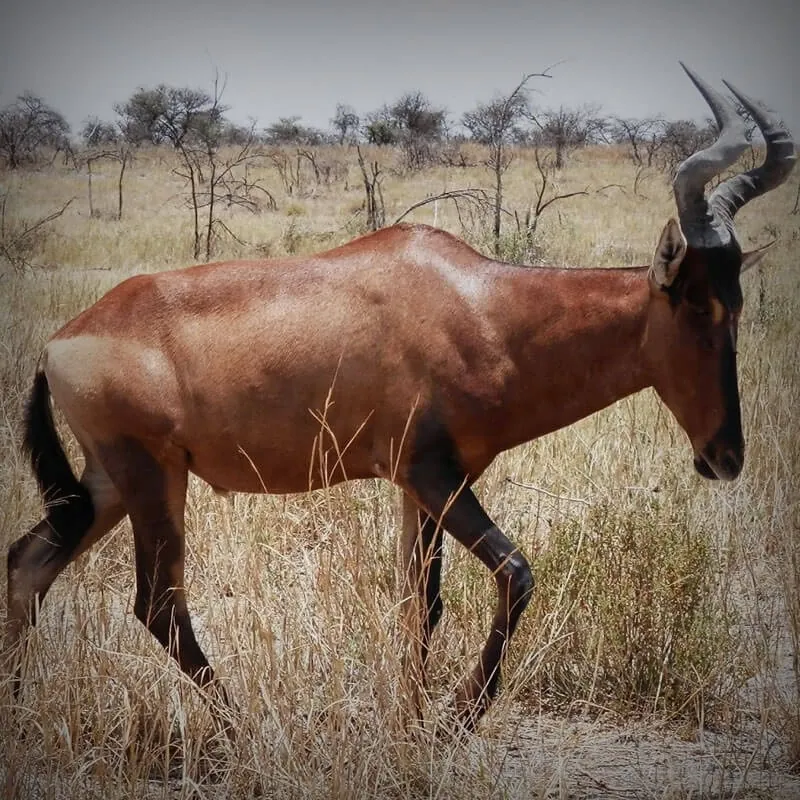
(23, 371), (94, 542)
(6, 65), (796, 733)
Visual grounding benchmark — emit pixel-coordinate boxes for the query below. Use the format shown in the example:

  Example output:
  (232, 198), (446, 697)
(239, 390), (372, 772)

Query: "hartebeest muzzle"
(694, 375), (744, 481)
(694, 439), (744, 482)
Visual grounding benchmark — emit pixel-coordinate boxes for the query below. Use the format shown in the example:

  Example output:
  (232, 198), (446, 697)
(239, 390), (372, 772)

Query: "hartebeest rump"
(6, 65), (796, 729)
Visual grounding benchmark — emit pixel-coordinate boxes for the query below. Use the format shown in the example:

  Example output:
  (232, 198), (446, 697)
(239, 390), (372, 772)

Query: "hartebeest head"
(645, 63), (796, 481)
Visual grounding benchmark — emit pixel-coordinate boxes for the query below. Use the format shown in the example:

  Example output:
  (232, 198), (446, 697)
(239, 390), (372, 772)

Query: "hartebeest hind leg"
(400, 495), (445, 721)
(5, 454), (126, 695)
(406, 458), (534, 729)
(101, 439), (222, 701)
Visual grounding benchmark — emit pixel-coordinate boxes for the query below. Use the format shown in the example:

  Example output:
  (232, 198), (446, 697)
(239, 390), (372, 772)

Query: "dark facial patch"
(668, 242), (744, 314)
(662, 241), (746, 481)
(712, 327), (744, 458)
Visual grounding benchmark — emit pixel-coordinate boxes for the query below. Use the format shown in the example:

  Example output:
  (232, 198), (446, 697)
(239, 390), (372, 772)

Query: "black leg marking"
(6, 482), (125, 700)
(400, 496), (445, 721)
(405, 413), (533, 729)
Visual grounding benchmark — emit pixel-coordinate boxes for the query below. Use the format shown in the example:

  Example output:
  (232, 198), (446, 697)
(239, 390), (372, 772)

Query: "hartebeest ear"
(741, 240), (776, 273)
(650, 218), (687, 289)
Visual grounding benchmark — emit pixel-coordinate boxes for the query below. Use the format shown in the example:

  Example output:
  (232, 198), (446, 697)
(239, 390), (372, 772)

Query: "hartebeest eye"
(688, 303), (711, 319)
(684, 287), (712, 320)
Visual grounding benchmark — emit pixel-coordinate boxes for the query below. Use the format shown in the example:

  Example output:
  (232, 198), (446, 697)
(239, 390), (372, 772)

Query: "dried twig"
(515, 149), (589, 260)
(393, 188), (494, 225)
(505, 476), (591, 506)
(356, 146), (385, 231)
(596, 184), (626, 195)
(0, 193), (74, 271)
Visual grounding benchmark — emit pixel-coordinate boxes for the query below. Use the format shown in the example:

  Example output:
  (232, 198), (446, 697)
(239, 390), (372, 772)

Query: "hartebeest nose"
(694, 442), (743, 481)
(716, 449), (744, 481)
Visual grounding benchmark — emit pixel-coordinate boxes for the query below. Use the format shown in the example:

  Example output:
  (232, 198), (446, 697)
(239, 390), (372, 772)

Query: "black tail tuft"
(23, 371), (94, 537)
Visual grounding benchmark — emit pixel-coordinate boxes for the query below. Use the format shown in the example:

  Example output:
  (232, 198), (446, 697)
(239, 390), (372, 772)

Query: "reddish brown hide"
(5, 65), (796, 731)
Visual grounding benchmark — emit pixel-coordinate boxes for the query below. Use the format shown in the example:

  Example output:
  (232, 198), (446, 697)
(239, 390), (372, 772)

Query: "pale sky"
(1, 0), (798, 137)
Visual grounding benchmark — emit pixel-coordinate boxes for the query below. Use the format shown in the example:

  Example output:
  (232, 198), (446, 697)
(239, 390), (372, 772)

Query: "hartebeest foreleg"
(400, 497), (445, 720)
(406, 458), (534, 729)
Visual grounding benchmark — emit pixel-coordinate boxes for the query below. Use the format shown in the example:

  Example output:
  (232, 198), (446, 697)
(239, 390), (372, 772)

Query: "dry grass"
(1, 143), (799, 798)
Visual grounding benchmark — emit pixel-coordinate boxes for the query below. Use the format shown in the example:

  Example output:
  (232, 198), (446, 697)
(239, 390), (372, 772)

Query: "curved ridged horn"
(673, 63), (749, 247)
(709, 81), (797, 230)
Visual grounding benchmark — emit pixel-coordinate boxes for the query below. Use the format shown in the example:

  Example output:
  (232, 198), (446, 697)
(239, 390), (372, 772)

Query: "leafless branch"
(513, 149), (588, 262)
(633, 166), (651, 199)
(505, 476), (591, 506)
(595, 184), (626, 195)
(213, 218), (249, 246)
(393, 188), (494, 225)
(0, 193), (74, 271)
(532, 148), (589, 216)
(356, 146), (385, 231)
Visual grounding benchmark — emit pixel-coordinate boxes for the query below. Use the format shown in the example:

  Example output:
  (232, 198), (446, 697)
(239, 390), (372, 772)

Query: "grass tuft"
(516, 498), (739, 719)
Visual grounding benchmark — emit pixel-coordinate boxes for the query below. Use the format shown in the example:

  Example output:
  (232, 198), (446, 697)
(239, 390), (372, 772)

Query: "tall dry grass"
(1, 143), (799, 798)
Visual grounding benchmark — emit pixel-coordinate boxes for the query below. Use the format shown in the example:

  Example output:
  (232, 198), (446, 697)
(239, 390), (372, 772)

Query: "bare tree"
(611, 116), (665, 167)
(266, 145), (340, 196)
(80, 117), (120, 148)
(331, 103), (360, 145)
(266, 149), (305, 196)
(216, 160), (276, 213)
(656, 118), (716, 177)
(462, 70), (552, 256)
(529, 104), (607, 168)
(218, 121), (257, 147)
(298, 148), (344, 187)
(393, 188), (495, 226)
(264, 116), (326, 146)
(515, 149), (589, 261)
(84, 150), (115, 218)
(115, 85), (222, 149)
(158, 74), (272, 260)
(391, 90), (447, 170)
(363, 91), (447, 168)
(438, 139), (476, 168)
(356, 146), (385, 231)
(80, 146), (131, 220)
(0, 94), (70, 168)
(78, 117), (132, 219)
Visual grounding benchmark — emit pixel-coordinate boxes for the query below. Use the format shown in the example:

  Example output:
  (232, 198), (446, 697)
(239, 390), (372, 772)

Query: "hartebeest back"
(6, 65), (796, 730)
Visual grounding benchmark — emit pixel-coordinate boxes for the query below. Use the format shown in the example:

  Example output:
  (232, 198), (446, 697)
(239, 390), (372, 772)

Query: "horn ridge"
(672, 64), (750, 247)
(709, 80), (797, 226)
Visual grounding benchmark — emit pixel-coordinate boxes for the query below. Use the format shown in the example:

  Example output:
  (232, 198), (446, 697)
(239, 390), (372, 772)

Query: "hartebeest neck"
(490, 264), (652, 452)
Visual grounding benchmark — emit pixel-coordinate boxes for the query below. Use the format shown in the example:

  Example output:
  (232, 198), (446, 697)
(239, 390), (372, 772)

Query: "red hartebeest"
(5, 65), (796, 729)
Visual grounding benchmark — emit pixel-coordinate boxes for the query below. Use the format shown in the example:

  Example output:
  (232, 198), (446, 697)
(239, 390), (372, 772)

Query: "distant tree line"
(0, 77), (733, 265)
(0, 81), (726, 176)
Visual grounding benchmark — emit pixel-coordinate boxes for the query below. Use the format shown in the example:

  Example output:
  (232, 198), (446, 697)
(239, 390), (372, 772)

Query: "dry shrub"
(0, 190), (73, 271)
(515, 497), (739, 719)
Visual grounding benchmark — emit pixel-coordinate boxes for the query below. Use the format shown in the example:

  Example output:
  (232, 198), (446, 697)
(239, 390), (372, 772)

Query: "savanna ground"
(1, 142), (799, 798)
